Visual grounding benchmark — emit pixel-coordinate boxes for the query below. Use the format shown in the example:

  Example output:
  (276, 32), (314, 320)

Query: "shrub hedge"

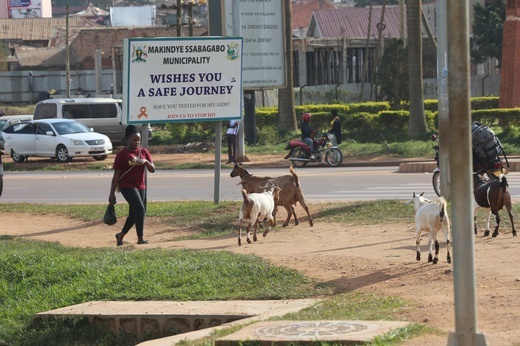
(165, 96), (517, 144)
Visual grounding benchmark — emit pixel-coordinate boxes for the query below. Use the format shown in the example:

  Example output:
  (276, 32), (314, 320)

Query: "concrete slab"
(35, 299), (320, 345)
(215, 320), (411, 346)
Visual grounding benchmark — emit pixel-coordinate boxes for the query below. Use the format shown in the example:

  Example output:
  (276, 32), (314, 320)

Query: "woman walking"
(109, 125), (155, 246)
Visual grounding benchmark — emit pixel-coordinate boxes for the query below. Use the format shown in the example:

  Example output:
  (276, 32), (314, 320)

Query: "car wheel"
(56, 145), (72, 163)
(93, 155), (108, 161)
(11, 149), (26, 163)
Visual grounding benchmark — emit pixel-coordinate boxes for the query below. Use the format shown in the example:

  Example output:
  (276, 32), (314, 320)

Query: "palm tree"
(277, 0), (297, 133)
(406, 0), (427, 138)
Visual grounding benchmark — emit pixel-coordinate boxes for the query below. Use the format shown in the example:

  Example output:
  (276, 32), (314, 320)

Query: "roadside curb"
(397, 157), (520, 173)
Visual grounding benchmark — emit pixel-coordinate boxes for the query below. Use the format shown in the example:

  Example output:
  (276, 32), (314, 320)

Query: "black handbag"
(103, 203), (117, 225)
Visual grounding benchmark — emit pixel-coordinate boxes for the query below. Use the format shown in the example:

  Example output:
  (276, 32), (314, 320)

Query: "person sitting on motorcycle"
(301, 112), (316, 159)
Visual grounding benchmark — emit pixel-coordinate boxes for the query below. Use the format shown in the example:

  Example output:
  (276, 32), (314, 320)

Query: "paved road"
(2, 166), (520, 204)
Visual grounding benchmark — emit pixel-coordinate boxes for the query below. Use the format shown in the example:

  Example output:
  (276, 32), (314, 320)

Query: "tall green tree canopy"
(377, 39), (408, 109)
(471, 0), (505, 67)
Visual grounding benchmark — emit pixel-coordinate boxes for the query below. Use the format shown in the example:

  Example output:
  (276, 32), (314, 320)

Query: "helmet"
(302, 113), (311, 122)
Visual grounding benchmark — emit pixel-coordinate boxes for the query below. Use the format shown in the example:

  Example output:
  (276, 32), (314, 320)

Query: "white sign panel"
(123, 37), (243, 124)
(225, 0), (285, 89)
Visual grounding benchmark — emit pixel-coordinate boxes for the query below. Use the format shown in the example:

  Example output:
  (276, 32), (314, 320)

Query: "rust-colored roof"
(311, 6), (406, 39)
(292, 0), (336, 30)
(0, 17), (98, 41)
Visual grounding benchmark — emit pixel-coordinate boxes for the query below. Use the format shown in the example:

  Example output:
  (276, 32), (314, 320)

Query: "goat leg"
(427, 238), (434, 263)
(506, 207), (517, 237)
(432, 240), (439, 264)
(291, 206), (299, 226)
(238, 220), (243, 246)
(492, 214), (500, 237)
(282, 205), (292, 227)
(300, 201), (313, 227)
(253, 225), (258, 242)
(246, 223), (253, 244)
(446, 240), (452, 264)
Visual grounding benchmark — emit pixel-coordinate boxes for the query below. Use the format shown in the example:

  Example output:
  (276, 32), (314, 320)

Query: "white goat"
(407, 192), (452, 264)
(238, 181), (281, 246)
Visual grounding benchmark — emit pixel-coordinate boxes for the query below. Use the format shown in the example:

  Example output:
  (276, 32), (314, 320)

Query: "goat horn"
(420, 192), (424, 196)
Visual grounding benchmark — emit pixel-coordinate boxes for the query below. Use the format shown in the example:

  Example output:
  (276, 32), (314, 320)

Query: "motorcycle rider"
(301, 112), (316, 159)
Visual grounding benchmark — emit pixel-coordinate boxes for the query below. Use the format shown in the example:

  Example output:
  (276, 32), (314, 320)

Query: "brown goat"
(230, 163), (313, 227)
(473, 174), (517, 237)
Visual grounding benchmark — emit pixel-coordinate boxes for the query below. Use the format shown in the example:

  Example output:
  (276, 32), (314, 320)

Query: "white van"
(33, 98), (151, 145)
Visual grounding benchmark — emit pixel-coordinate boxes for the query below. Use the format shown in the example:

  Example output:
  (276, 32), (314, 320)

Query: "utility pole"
(208, 0), (224, 204)
(66, 3), (70, 97)
(437, 0), (450, 200)
(446, 0), (488, 344)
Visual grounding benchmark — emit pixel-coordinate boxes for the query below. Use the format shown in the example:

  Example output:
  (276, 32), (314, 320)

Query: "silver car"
(2, 118), (113, 163)
(0, 115), (33, 151)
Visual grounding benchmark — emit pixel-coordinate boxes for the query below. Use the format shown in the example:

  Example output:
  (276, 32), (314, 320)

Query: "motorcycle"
(431, 134), (509, 197)
(284, 131), (343, 168)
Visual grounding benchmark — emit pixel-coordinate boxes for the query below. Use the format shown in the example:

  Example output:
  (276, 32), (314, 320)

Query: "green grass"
(0, 236), (325, 345)
(0, 200), (460, 345)
(2, 161), (111, 172)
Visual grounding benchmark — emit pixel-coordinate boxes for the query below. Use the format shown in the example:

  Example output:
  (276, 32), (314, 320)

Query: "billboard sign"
(224, 0), (285, 89)
(122, 37), (243, 125)
(9, 0), (42, 18)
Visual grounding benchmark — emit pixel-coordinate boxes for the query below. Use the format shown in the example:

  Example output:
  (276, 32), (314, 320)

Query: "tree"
(406, 0), (427, 138)
(0, 42), (8, 72)
(277, 0), (297, 133)
(377, 39), (408, 109)
(471, 0), (505, 67)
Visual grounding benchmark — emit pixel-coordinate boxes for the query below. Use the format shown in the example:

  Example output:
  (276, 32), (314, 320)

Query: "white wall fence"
(0, 70), (117, 103)
(0, 70), (501, 107)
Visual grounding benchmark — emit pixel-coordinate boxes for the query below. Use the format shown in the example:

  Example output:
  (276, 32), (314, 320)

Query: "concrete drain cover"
(253, 321), (378, 338)
(216, 320), (411, 345)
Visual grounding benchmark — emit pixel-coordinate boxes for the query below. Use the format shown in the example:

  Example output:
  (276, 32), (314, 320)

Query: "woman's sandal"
(137, 240), (149, 245)
(115, 233), (123, 246)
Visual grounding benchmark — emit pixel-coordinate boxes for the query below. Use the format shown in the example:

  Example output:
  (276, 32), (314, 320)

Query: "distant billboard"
(122, 37), (243, 125)
(8, 0), (51, 18)
(224, 0), (285, 89)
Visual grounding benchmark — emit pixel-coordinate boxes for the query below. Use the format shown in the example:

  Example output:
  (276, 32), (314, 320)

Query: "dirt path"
(2, 151), (519, 344)
(2, 205), (520, 345)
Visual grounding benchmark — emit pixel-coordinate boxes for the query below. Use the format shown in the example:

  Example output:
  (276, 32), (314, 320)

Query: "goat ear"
(420, 192), (424, 196)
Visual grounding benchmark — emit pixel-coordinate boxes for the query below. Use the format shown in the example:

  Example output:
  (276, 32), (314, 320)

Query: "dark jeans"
(226, 134), (237, 162)
(120, 188), (147, 238)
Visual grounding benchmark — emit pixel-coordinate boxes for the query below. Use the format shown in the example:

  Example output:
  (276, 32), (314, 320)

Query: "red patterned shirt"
(113, 147), (153, 190)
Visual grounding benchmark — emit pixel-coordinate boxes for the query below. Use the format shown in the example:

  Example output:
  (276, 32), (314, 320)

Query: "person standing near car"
(109, 125), (155, 246)
(301, 113), (316, 159)
(225, 119), (239, 164)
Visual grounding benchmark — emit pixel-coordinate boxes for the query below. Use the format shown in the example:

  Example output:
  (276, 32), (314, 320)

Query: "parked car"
(1, 119), (113, 163)
(0, 115), (33, 151)
(33, 98), (152, 145)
